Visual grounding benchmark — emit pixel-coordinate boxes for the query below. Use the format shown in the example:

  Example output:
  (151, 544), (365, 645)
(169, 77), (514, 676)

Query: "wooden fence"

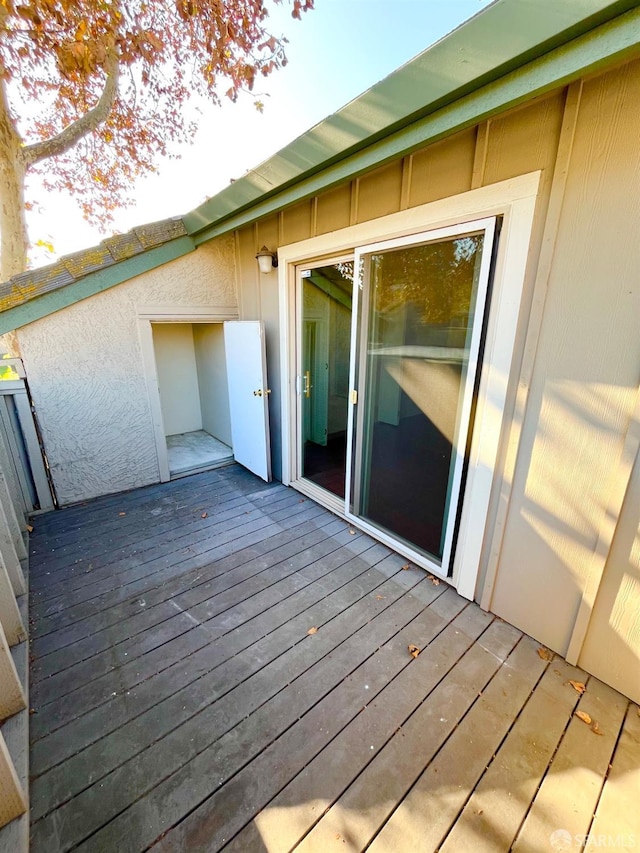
(0, 384), (30, 847)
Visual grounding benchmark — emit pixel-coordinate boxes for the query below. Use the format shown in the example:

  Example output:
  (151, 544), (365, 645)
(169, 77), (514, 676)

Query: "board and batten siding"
(15, 236), (237, 505)
(234, 58), (640, 702)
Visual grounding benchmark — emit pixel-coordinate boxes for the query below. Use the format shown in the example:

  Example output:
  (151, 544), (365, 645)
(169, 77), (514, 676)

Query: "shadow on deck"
(27, 466), (639, 852)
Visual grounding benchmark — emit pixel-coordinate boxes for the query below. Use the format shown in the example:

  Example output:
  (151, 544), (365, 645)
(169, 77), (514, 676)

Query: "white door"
(224, 321), (272, 482)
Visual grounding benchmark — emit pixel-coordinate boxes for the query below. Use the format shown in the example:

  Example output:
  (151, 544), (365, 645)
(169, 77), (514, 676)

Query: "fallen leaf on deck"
(201, 512), (208, 518)
(408, 644), (420, 659)
(27, 524), (34, 533)
(591, 720), (604, 735)
(427, 574), (441, 586)
(537, 647), (554, 661)
(401, 563), (410, 570)
(376, 595), (386, 600)
(118, 512), (126, 517)
(575, 710), (592, 725)
(348, 529), (356, 535)
(569, 680), (586, 694)
(307, 626), (318, 635)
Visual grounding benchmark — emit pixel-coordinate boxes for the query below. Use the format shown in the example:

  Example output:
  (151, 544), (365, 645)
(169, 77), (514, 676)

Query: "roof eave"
(184, 0), (640, 242)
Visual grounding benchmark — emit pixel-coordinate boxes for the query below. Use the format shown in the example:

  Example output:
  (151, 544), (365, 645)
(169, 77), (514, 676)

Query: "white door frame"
(278, 173), (541, 600)
(137, 305), (238, 482)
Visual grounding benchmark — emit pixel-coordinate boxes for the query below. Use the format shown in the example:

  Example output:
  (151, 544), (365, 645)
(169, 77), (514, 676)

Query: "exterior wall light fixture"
(256, 246), (278, 274)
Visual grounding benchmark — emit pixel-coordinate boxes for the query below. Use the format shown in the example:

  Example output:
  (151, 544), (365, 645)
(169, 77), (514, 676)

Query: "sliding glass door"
(296, 217), (497, 576)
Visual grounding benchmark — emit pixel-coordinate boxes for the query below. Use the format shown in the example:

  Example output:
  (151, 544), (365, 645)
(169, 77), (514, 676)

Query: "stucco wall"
(17, 236), (236, 505)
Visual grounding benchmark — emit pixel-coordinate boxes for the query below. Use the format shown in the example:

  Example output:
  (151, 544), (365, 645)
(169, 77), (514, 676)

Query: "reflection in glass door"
(348, 219), (497, 574)
(299, 260), (354, 499)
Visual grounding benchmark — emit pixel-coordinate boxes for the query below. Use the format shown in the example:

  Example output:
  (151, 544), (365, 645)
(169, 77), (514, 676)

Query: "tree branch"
(22, 50), (120, 167)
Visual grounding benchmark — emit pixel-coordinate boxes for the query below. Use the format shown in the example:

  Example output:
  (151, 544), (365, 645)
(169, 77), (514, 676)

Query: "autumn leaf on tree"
(0, 0), (314, 279)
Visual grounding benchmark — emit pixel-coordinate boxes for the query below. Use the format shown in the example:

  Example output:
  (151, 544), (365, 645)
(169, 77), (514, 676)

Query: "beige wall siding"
(356, 160), (404, 222)
(17, 236), (237, 504)
(579, 448), (640, 702)
(233, 57), (640, 700)
(491, 61), (640, 659)
(235, 88), (567, 482)
(408, 128), (476, 207)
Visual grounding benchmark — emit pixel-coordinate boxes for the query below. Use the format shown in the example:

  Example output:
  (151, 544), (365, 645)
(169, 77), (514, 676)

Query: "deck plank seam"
(30, 569), (434, 829)
(31, 523), (367, 677)
(29, 544), (402, 784)
(45, 577), (449, 851)
(30, 503), (312, 630)
(28, 500), (335, 638)
(360, 630), (552, 853)
(29, 480), (290, 569)
(28, 474), (271, 555)
(28, 521), (356, 721)
(219, 598), (480, 853)
(30, 538), (386, 741)
(29, 514), (344, 668)
(569, 693), (631, 852)
(29, 467), (272, 533)
(29, 486), (298, 588)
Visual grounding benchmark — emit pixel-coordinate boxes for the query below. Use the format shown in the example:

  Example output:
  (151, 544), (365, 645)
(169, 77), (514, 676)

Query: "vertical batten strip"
(566, 388), (640, 663)
(0, 732), (26, 829)
(400, 155), (413, 209)
(0, 621), (25, 720)
(480, 81), (583, 611)
(471, 121), (491, 188)
(233, 231), (244, 320)
(349, 179), (359, 226)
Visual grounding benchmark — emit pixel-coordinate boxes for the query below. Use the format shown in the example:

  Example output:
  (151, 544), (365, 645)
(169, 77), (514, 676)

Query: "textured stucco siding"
(16, 237), (236, 505)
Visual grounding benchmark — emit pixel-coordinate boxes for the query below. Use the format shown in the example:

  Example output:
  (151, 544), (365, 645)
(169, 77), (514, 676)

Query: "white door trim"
(278, 172), (541, 600)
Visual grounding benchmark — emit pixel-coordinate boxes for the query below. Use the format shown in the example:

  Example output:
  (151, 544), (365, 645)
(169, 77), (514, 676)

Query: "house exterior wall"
(233, 58), (640, 701)
(16, 236), (236, 505)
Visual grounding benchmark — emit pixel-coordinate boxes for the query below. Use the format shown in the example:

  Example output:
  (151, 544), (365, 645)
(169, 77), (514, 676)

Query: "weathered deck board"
(511, 677), (629, 851)
(27, 466), (636, 853)
(288, 630), (541, 853)
(31, 559), (426, 844)
(31, 537), (388, 780)
(588, 702), (640, 849)
(30, 512), (343, 712)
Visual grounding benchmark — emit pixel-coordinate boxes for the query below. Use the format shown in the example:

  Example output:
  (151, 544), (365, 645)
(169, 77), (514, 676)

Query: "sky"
(27, 0), (494, 266)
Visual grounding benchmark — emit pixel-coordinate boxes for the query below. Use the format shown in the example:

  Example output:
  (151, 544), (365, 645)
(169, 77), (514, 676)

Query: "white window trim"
(277, 172), (541, 600)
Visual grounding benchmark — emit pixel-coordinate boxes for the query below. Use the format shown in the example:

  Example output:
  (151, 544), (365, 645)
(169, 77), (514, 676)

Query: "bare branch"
(22, 50), (120, 168)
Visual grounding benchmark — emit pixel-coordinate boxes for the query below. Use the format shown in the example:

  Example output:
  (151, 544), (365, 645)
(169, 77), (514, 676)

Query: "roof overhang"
(184, 0), (640, 244)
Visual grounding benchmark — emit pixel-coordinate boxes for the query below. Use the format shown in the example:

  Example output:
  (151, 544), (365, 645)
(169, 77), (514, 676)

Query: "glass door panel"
(349, 219), (496, 573)
(299, 261), (354, 498)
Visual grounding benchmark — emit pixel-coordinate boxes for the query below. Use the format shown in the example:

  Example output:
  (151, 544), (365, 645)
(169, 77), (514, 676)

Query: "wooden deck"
(27, 466), (640, 852)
